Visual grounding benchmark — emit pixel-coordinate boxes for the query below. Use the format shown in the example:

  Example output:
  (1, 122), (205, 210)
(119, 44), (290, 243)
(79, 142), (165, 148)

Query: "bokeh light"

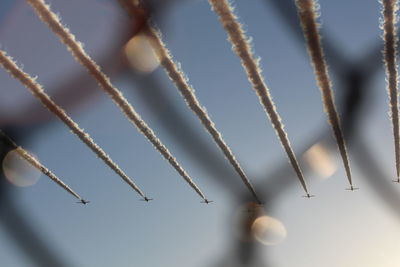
(2, 148), (41, 187)
(232, 202), (265, 242)
(303, 143), (337, 178)
(251, 215), (287, 246)
(124, 33), (159, 73)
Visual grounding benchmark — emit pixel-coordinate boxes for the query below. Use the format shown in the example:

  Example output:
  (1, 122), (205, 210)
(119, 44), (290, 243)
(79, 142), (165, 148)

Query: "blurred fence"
(1, 0), (399, 266)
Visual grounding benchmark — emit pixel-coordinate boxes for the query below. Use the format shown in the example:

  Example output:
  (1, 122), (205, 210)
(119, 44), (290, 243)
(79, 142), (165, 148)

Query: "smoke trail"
(295, 0), (354, 189)
(381, 0), (400, 181)
(208, 0), (310, 196)
(0, 130), (83, 201)
(0, 50), (148, 200)
(26, 0), (208, 201)
(138, 24), (260, 203)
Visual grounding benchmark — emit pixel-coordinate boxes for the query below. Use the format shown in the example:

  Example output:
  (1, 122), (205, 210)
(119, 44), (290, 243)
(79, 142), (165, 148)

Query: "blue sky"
(1, 0), (399, 266)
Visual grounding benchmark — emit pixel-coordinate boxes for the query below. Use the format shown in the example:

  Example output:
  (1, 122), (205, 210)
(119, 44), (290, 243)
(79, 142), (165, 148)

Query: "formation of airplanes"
(73, 188), (366, 205)
(73, 186), (365, 205)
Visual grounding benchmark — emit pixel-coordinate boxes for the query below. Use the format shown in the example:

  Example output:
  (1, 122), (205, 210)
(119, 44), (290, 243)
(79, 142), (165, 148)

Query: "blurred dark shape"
(124, 71), (244, 196)
(0, 128), (71, 267)
(1, 195), (71, 267)
(0, 1), (158, 266)
(119, 0), (247, 197)
(265, 0), (348, 74)
(0, 128), (17, 209)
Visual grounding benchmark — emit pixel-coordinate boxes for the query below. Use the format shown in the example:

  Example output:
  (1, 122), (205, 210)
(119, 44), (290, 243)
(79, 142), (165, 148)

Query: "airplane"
(77, 199), (90, 205)
(201, 199), (214, 204)
(302, 194), (316, 198)
(346, 186), (359, 191)
(140, 197), (153, 202)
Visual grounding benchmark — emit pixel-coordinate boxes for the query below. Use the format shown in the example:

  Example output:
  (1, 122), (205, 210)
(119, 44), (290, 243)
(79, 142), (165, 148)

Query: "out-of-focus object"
(251, 215), (287, 246)
(124, 33), (159, 73)
(303, 143), (337, 178)
(2, 148), (41, 187)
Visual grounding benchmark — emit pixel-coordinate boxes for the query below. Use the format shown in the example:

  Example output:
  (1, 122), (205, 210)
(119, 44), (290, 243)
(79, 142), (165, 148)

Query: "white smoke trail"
(295, 0), (354, 189)
(0, 130), (83, 201)
(208, 0), (310, 196)
(381, 0), (400, 181)
(0, 50), (148, 200)
(142, 25), (261, 203)
(26, 0), (208, 201)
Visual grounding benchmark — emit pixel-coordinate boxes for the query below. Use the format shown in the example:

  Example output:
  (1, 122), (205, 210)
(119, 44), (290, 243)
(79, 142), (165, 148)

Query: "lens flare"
(2, 149), (41, 187)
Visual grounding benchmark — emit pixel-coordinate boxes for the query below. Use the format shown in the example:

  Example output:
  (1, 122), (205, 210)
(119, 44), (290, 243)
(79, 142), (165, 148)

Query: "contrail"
(0, 50), (148, 200)
(295, 0), (354, 189)
(26, 0), (208, 201)
(123, 7), (261, 203)
(0, 130), (84, 201)
(208, 0), (311, 196)
(381, 0), (400, 182)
